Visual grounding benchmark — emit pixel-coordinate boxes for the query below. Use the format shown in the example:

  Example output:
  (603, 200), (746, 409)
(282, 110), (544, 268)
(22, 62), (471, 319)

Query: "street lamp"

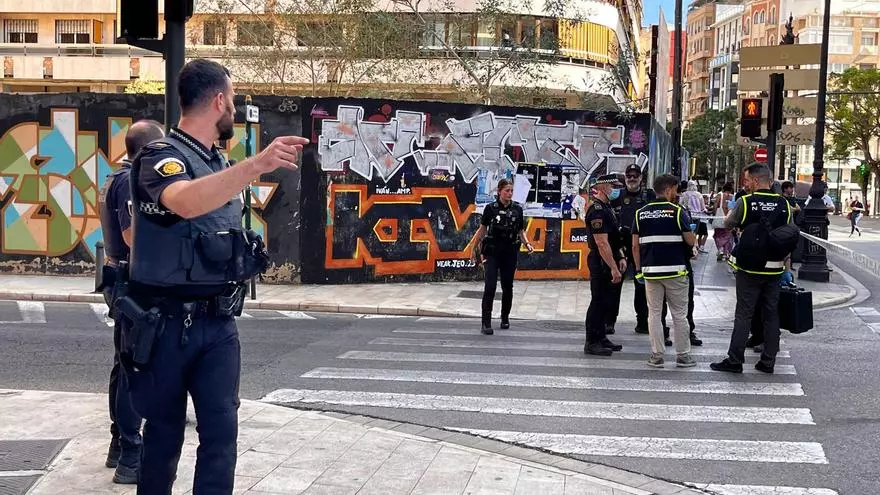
(798, 0), (832, 282)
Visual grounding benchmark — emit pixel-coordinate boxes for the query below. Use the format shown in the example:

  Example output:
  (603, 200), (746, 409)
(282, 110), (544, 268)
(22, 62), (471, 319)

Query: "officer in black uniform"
(584, 174), (625, 356)
(98, 119), (164, 484)
(613, 163), (653, 335)
(712, 164), (792, 374)
(471, 178), (534, 334)
(123, 59), (309, 493)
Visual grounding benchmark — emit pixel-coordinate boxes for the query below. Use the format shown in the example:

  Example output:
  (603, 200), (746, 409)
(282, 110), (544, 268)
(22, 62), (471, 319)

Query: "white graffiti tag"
(318, 106), (648, 186)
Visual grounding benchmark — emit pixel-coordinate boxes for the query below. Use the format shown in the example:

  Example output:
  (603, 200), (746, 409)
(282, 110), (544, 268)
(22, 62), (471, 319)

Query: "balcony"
(708, 52), (738, 69)
(0, 43), (164, 81)
(860, 45), (878, 55)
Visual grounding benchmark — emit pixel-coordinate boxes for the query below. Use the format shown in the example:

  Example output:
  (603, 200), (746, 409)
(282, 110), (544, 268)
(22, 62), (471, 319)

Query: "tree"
(682, 108), (738, 187)
(124, 80), (165, 94)
(826, 67), (880, 205)
(200, 0), (429, 98)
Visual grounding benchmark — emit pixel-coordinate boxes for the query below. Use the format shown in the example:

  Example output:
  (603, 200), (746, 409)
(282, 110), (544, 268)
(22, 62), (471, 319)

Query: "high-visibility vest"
(728, 191), (791, 276)
(635, 201), (689, 280)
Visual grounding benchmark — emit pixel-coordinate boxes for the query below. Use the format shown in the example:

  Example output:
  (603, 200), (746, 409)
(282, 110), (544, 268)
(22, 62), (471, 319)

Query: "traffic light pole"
(670, 0), (684, 176)
(798, 0), (832, 283)
(164, 18), (185, 130)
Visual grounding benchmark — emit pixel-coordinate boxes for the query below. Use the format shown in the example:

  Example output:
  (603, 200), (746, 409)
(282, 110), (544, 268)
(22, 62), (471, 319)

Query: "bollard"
(94, 241), (105, 293)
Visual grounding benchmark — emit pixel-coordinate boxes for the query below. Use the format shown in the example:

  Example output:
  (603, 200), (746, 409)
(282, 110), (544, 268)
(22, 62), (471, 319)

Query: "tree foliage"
(124, 80), (165, 94)
(681, 109), (738, 180)
(827, 67), (880, 201)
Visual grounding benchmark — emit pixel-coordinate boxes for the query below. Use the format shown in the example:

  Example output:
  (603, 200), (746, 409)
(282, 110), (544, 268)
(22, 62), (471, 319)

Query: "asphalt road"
(0, 279), (877, 495)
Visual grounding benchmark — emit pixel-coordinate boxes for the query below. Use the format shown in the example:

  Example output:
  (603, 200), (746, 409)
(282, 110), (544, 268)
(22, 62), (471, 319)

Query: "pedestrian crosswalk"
(262, 316), (839, 494)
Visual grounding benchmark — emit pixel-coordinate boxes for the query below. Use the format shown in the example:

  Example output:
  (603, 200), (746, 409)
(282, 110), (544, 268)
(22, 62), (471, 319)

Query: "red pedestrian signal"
(740, 98), (763, 138)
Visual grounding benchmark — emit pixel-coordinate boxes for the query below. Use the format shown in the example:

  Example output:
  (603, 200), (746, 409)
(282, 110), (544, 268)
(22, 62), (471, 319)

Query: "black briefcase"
(779, 286), (813, 334)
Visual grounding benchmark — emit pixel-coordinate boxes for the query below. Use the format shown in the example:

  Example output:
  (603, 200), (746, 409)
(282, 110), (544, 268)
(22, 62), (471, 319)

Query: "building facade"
(0, 0), (643, 108)
(708, 4), (743, 111)
(684, 2), (719, 123)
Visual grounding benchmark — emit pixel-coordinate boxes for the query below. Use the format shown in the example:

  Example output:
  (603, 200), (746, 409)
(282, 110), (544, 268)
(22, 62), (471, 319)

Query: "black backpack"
(735, 201), (798, 271)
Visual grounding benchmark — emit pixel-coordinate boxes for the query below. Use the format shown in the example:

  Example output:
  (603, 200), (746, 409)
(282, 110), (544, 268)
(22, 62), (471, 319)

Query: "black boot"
(584, 342), (612, 356)
(481, 323), (493, 335)
(710, 358), (743, 373)
(605, 324), (616, 335)
(500, 316), (510, 330)
(634, 323), (648, 334)
(105, 438), (120, 469)
(690, 331), (703, 346)
(600, 338), (623, 351)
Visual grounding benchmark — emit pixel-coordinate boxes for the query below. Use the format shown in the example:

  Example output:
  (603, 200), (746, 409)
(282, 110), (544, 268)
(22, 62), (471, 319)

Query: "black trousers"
(622, 233), (648, 329)
(585, 254), (622, 344)
(728, 272), (782, 366)
(482, 248), (518, 325)
(109, 320), (143, 467)
(127, 314), (241, 494)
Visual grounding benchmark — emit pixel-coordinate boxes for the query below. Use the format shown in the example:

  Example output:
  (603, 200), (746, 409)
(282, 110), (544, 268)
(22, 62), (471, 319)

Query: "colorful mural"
(0, 94), (299, 276)
(300, 98), (668, 284)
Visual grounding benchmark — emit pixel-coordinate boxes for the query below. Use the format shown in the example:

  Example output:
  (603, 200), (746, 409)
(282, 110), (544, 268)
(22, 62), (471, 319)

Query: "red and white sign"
(754, 148), (768, 163)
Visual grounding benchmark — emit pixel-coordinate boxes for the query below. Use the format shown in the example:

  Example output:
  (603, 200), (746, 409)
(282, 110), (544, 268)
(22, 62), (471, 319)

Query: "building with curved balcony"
(0, 0), (642, 109)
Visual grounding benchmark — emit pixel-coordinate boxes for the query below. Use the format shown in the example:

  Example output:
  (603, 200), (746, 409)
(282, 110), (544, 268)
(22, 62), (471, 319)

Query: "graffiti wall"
(0, 93), (304, 279)
(300, 98), (667, 284)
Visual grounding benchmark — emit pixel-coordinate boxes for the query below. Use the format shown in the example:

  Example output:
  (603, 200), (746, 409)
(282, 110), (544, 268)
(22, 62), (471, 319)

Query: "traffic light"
(165, 0), (194, 22)
(767, 73), (785, 132)
(740, 98), (763, 138)
(116, 0), (159, 40)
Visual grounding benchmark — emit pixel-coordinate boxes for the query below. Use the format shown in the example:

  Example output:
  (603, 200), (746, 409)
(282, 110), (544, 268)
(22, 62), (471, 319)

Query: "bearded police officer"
(613, 163), (654, 334)
(122, 59), (309, 493)
(711, 164), (792, 374)
(632, 174), (697, 368)
(584, 174), (625, 356)
(98, 119), (164, 484)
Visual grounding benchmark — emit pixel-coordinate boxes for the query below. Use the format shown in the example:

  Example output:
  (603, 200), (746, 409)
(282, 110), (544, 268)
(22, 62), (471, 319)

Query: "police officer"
(471, 178), (534, 335)
(711, 163), (792, 374)
(584, 174), (625, 356)
(125, 59), (309, 493)
(613, 163), (653, 334)
(631, 174), (697, 368)
(98, 119), (164, 484)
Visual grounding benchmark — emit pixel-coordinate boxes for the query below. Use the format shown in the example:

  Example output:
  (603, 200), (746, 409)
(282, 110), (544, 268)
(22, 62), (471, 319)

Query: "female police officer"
(472, 178), (534, 335)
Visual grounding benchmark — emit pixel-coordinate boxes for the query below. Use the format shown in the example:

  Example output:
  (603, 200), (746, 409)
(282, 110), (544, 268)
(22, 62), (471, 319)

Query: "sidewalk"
(0, 241), (862, 322)
(0, 389), (705, 495)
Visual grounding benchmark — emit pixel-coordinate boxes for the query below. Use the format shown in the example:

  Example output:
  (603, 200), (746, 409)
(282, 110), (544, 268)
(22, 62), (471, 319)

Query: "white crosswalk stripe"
(17, 301), (46, 324)
(368, 336), (792, 358)
(277, 311), (316, 320)
(260, 315), (836, 493)
(338, 350), (798, 375)
(89, 303), (115, 327)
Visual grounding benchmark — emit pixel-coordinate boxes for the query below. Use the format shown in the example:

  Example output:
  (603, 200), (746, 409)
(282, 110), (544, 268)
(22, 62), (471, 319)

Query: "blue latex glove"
(689, 223), (697, 231)
(780, 271), (794, 286)
(635, 272), (646, 285)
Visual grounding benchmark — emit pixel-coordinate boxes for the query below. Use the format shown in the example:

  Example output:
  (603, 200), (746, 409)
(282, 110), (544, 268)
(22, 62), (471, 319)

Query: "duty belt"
(134, 285), (246, 319)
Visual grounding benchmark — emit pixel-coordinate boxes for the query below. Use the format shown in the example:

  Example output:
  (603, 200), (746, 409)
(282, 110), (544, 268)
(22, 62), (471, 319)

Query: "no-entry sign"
(754, 148), (768, 163)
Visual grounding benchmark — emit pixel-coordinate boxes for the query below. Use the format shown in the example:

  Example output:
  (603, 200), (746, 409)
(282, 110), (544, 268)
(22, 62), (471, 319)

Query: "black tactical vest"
(98, 164), (131, 262)
(486, 201), (522, 248)
(729, 191), (791, 275)
(129, 137), (243, 288)
(635, 201), (689, 279)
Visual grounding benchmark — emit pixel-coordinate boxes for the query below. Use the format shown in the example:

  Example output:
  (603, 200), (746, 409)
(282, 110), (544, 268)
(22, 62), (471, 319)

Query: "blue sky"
(642, 0), (692, 27)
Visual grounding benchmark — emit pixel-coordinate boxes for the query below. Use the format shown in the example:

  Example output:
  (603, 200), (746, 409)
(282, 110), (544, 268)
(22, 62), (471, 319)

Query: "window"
(520, 18), (537, 47)
(422, 18), (445, 47)
(475, 20), (494, 47)
(830, 63), (850, 74)
(56, 20), (91, 44)
(830, 33), (853, 54)
(203, 20), (227, 45)
(4, 19), (38, 43)
(744, 19), (750, 35)
(237, 20), (273, 46)
(865, 18), (879, 28)
(831, 17), (853, 27)
(770, 7), (776, 24)
(859, 63), (876, 70)
(538, 19), (557, 50)
(861, 33), (876, 46)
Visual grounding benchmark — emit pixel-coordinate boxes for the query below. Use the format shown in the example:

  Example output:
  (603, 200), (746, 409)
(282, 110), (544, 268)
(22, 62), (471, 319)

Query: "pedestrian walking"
(584, 174), (625, 356)
(712, 164), (794, 374)
(613, 164), (654, 335)
(849, 197), (864, 236)
(97, 119), (164, 484)
(471, 179), (534, 335)
(123, 59), (308, 493)
(632, 174), (698, 368)
(680, 180), (709, 253)
(712, 183), (735, 261)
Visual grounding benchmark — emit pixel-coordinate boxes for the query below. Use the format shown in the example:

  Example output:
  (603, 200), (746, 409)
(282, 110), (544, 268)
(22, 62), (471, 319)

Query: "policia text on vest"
(111, 59), (311, 493)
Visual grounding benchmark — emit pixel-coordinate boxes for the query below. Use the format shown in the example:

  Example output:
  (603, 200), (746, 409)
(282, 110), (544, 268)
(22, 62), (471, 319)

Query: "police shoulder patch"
(591, 219), (603, 229)
(154, 158), (186, 178)
(147, 141), (171, 149)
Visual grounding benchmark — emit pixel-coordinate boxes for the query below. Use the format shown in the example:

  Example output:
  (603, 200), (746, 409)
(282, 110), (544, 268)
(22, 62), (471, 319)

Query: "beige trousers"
(645, 275), (692, 356)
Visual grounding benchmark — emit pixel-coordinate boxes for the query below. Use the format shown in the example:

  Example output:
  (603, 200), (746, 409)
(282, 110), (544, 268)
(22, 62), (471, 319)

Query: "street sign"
(739, 69), (820, 91)
(737, 124), (816, 146)
(246, 105), (260, 124)
(754, 148), (768, 163)
(739, 44), (822, 68)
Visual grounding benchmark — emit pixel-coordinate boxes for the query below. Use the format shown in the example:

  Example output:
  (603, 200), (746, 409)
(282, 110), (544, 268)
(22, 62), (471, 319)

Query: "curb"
(0, 284), (859, 319)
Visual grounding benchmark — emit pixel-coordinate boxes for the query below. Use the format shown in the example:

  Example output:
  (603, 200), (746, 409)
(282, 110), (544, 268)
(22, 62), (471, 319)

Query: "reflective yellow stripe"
(727, 257), (785, 275)
(740, 194), (750, 224)
(644, 271), (688, 280)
